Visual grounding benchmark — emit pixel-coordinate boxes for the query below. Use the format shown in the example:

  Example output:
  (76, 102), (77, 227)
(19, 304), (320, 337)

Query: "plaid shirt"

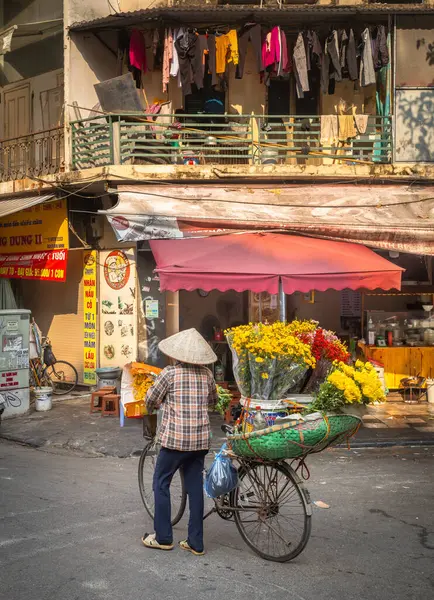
(145, 363), (218, 451)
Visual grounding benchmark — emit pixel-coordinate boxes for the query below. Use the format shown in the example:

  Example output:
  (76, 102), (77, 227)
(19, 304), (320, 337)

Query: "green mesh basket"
(227, 414), (361, 460)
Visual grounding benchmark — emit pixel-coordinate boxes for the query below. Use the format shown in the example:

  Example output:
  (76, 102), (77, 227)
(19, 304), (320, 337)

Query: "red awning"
(150, 233), (403, 293)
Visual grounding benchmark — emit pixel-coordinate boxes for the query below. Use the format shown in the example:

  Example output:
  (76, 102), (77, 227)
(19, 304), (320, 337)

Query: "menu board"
(99, 248), (137, 367)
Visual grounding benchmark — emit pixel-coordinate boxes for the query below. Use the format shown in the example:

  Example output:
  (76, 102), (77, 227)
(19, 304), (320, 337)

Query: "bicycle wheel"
(43, 361), (78, 395)
(231, 461), (312, 562)
(138, 439), (187, 526)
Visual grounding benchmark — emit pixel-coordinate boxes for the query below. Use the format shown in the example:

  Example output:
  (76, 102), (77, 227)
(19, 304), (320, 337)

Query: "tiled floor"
(361, 401), (434, 430)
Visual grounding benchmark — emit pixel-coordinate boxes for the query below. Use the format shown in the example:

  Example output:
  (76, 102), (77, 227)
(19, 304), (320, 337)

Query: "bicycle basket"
(44, 345), (57, 366)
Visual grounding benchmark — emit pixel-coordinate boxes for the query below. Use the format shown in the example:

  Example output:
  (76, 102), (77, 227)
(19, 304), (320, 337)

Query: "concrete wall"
(65, 0), (114, 25)
(67, 31), (118, 120)
(228, 45), (265, 115)
(2, 0), (62, 26)
(0, 0), (63, 87)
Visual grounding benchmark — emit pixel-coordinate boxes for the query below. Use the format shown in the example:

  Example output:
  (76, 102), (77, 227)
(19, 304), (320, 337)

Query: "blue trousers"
(153, 447), (207, 552)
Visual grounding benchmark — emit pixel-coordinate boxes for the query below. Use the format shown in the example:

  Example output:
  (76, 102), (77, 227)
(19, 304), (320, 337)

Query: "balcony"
(70, 114), (392, 170)
(0, 128), (65, 183)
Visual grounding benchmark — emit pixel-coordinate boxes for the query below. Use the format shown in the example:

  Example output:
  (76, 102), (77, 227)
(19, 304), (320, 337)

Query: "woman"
(142, 328), (218, 556)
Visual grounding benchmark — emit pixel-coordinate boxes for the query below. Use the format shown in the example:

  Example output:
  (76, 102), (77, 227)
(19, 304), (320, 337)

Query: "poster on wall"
(83, 250), (97, 385)
(0, 249), (67, 281)
(0, 199), (68, 254)
(99, 248), (137, 368)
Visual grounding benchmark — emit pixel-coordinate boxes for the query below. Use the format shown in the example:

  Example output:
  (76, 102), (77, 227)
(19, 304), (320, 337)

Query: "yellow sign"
(83, 250), (97, 385)
(0, 199), (69, 254)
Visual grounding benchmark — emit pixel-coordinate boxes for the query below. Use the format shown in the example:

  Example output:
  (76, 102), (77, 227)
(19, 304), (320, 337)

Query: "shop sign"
(0, 250), (67, 281)
(0, 199), (69, 254)
(99, 248), (137, 368)
(83, 250), (97, 385)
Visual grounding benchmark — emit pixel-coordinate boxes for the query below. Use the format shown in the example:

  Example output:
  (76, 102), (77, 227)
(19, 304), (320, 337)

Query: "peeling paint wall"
(66, 0), (114, 25)
(228, 46), (265, 116)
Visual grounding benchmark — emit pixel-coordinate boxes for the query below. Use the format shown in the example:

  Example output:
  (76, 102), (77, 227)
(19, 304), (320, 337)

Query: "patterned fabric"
(145, 363), (218, 451)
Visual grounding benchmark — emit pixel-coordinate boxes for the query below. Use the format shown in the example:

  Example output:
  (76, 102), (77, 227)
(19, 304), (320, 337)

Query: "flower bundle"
(132, 372), (155, 402)
(309, 359), (385, 412)
(225, 322), (316, 400)
(131, 363), (162, 403)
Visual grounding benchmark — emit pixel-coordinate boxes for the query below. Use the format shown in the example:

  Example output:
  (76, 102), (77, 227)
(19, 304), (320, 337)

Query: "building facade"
(2, 0), (434, 386)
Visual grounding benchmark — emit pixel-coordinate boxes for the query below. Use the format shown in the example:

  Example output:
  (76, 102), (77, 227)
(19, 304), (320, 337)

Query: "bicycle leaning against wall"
(29, 336), (78, 395)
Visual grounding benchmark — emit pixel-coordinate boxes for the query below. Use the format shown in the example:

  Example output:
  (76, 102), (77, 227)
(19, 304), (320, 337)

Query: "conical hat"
(158, 328), (218, 365)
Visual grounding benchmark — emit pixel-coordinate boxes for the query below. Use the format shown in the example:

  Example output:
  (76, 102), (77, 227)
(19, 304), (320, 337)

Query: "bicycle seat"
(221, 424), (234, 435)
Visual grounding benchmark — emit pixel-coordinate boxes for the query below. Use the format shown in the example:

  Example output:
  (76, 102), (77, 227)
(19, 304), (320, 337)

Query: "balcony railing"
(0, 127), (64, 183)
(71, 114), (392, 170)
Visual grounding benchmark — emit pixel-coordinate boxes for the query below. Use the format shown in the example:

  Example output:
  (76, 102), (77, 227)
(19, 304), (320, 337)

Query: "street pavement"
(0, 440), (433, 600)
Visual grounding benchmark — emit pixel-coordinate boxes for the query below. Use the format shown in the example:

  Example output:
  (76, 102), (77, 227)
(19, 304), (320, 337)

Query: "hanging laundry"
(262, 27), (281, 70)
(338, 114), (357, 141)
(216, 34), (231, 74)
(170, 28), (185, 78)
(129, 29), (147, 72)
(198, 35), (209, 78)
(236, 24), (263, 79)
(306, 30), (322, 69)
(207, 34), (219, 85)
(175, 30), (204, 95)
(293, 32), (309, 98)
(346, 29), (358, 81)
(354, 114), (369, 135)
(372, 25), (389, 71)
(339, 30), (348, 71)
(320, 30), (342, 95)
(162, 28), (173, 93)
(320, 115), (339, 147)
(277, 29), (290, 76)
(360, 27), (376, 87)
(215, 30), (238, 74)
(226, 30), (239, 65)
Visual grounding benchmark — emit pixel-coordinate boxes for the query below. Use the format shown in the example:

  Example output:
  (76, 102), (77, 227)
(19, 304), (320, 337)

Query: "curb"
(336, 438), (434, 449)
(2, 432), (434, 457)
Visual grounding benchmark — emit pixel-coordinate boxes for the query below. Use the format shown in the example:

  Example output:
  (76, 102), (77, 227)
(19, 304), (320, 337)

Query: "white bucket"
(34, 387), (53, 411)
(426, 379), (434, 404)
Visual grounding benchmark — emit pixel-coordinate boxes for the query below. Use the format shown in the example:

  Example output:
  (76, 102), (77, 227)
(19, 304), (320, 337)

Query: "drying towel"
(354, 114), (369, 135)
(320, 115), (339, 146)
(338, 115), (357, 141)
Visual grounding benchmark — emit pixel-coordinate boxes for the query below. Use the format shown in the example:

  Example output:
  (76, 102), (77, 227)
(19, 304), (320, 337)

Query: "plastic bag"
(204, 444), (238, 499)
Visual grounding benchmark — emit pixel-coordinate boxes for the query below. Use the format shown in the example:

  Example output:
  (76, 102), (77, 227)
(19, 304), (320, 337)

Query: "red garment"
(129, 29), (147, 72)
(262, 26), (281, 69)
(280, 29), (290, 73)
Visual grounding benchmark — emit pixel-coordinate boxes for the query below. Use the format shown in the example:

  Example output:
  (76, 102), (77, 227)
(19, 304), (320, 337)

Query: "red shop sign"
(0, 249), (68, 282)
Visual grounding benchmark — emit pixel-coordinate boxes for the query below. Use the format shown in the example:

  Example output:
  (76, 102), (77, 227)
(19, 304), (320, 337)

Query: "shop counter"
(360, 344), (434, 389)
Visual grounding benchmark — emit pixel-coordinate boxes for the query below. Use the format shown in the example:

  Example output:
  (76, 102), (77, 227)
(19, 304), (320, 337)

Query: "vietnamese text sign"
(0, 250), (67, 281)
(99, 249), (137, 368)
(0, 199), (69, 254)
(83, 250), (97, 385)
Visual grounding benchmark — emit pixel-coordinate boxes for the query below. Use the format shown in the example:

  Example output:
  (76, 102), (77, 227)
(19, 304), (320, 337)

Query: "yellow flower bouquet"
(309, 359), (385, 413)
(225, 322), (316, 400)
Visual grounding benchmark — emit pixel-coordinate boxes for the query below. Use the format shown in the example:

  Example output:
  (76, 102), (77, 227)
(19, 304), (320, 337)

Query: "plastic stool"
(90, 386), (116, 413)
(101, 394), (120, 417)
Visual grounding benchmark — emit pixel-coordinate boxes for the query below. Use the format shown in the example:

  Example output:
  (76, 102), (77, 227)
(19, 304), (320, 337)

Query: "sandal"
(179, 540), (205, 556)
(141, 533), (174, 551)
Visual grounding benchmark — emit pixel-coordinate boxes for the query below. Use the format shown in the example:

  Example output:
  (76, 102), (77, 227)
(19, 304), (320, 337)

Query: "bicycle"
(30, 337), (78, 395)
(138, 419), (312, 563)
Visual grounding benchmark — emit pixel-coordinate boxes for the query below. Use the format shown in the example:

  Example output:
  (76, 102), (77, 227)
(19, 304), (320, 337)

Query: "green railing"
(70, 113), (392, 169)
(257, 115), (392, 164)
